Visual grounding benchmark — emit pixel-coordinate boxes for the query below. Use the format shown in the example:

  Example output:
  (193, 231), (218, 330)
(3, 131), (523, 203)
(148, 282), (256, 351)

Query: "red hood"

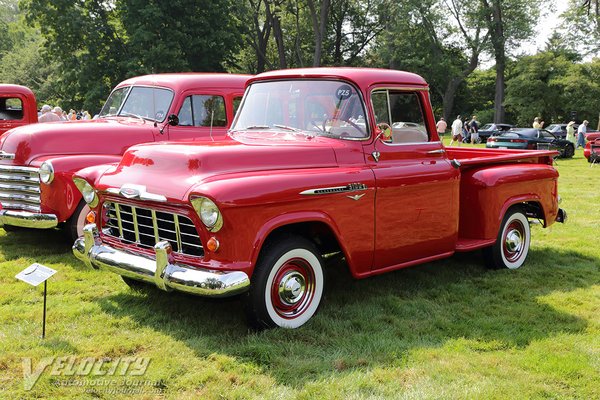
(94, 134), (339, 201)
(0, 118), (155, 165)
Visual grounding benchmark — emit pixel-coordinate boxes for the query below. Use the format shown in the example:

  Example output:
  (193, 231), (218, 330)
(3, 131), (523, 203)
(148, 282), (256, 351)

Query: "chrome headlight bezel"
(73, 177), (99, 208)
(191, 196), (223, 232)
(39, 161), (54, 184)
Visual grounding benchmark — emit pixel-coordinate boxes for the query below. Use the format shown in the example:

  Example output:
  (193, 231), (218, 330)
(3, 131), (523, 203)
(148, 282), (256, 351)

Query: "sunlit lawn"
(0, 145), (598, 399)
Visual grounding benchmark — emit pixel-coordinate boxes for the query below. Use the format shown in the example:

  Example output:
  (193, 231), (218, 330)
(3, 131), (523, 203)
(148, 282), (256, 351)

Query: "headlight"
(191, 196), (222, 232)
(39, 161), (54, 184)
(73, 177), (99, 208)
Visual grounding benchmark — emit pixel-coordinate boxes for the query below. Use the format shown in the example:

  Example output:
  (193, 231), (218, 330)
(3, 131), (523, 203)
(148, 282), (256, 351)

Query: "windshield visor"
(232, 80), (369, 139)
(99, 86), (174, 122)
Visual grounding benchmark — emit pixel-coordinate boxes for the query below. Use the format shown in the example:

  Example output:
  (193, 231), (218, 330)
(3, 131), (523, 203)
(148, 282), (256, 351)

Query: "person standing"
(436, 117), (447, 141)
(469, 115), (479, 144)
(533, 117), (544, 129)
(576, 120), (588, 148)
(450, 115), (463, 146)
(38, 105), (61, 122)
(566, 121), (576, 144)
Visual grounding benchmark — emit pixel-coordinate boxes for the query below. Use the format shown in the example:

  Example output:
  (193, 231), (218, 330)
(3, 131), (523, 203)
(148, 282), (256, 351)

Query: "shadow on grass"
(0, 228), (72, 261)
(91, 247), (596, 386)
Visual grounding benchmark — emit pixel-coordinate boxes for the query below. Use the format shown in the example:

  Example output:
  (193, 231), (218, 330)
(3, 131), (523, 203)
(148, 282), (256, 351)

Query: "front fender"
(33, 154), (122, 222)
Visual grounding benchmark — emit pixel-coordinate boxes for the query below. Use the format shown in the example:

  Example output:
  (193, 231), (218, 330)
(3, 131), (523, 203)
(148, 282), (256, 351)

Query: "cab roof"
(116, 73), (252, 92)
(249, 67), (428, 89)
(0, 84), (36, 97)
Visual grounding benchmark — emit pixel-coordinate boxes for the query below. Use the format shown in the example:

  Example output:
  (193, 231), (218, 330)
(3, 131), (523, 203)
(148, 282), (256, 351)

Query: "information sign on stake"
(15, 263), (57, 339)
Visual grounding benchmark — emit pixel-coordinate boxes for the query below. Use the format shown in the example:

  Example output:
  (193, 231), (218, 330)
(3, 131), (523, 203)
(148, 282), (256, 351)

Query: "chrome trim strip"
(105, 185), (167, 202)
(0, 151), (15, 160)
(0, 210), (58, 229)
(131, 206), (140, 243)
(151, 209), (159, 243)
(73, 224), (250, 298)
(300, 183), (368, 196)
(0, 165), (38, 174)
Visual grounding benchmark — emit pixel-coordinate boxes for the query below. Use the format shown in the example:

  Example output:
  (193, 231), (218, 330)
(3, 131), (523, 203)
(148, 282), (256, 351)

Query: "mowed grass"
(0, 146), (598, 399)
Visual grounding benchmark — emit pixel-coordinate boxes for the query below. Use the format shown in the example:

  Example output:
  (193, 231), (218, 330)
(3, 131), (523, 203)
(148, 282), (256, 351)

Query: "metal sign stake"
(42, 280), (47, 339)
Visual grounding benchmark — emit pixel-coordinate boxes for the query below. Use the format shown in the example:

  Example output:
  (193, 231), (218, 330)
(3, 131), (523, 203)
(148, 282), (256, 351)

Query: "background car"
(475, 123), (513, 143)
(546, 124), (569, 139)
(486, 128), (575, 158)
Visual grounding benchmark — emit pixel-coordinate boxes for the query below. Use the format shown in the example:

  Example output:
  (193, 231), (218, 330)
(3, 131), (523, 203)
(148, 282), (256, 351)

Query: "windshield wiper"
(120, 112), (148, 122)
(273, 124), (301, 132)
(243, 125), (271, 130)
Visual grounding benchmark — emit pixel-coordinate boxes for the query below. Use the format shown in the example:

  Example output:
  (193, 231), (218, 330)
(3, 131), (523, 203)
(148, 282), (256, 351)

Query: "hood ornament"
(106, 183), (167, 202)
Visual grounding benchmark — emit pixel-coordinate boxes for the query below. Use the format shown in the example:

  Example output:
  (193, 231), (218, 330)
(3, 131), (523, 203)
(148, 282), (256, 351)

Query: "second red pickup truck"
(73, 68), (566, 329)
(0, 73), (249, 240)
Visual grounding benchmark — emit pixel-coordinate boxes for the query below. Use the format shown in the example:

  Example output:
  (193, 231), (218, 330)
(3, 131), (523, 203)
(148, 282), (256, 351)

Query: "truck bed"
(444, 147), (557, 168)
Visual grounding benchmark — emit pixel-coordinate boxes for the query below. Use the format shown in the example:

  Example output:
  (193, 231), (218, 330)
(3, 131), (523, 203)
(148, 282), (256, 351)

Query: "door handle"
(426, 149), (445, 155)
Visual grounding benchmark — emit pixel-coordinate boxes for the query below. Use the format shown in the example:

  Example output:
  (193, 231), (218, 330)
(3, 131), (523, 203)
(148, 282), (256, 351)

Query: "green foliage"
(505, 51), (600, 126)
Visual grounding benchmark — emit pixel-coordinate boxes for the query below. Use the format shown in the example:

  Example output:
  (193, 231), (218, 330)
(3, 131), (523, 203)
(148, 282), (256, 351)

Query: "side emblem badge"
(347, 194), (365, 201)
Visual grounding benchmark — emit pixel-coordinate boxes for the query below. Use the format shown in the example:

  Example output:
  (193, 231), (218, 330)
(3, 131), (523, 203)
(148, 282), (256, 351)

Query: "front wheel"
(65, 200), (91, 242)
(483, 207), (531, 270)
(245, 236), (324, 329)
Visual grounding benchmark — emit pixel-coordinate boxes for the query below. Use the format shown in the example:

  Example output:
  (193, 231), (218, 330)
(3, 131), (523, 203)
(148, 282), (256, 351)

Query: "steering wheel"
(376, 123), (392, 141)
(323, 117), (367, 137)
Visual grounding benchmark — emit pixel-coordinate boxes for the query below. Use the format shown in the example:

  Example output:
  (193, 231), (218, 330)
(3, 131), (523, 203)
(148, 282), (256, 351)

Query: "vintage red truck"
(72, 68), (567, 329)
(583, 131), (600, 162)
(0, 73), (249, 240)
(0, 84), (38, 136)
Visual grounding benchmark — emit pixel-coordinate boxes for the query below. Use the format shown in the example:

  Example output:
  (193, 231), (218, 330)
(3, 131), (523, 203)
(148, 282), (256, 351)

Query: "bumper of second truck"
(0, 209), (58, 229)
(72, 224), (250, 298)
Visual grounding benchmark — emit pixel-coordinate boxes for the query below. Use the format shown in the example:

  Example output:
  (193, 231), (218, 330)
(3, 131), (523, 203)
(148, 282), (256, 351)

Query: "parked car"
(0, 73), (250, 240)
(475, 123), (513, 143)
(0, 84), (38, 136)
(583, 130), (600, 162)
(486, 128), (575, 158)
(73, 68), (566, 329)
(546, 124), (569, 139)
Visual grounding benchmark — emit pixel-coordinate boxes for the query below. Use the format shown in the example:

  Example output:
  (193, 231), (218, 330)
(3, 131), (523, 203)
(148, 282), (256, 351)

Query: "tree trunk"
(307, 0), (331, 67)
(482, 0), (506, 123)
(265, 0), (287, 69)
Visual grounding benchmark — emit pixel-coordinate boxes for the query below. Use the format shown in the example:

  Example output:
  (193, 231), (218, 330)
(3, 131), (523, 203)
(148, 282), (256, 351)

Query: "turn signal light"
(206, 237), (220, 252)
(86, 211), (96, 224)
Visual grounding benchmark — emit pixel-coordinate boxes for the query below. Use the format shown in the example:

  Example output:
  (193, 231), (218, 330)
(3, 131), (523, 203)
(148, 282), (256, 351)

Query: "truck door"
(166, 92), (243, 142)
(367, 88), (459, 270)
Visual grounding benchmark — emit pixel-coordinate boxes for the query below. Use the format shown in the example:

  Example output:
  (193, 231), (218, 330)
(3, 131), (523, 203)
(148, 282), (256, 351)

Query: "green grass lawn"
(1, 148), (598, 399)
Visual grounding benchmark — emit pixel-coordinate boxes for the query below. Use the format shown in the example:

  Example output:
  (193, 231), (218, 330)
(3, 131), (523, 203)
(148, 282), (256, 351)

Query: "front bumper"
(72, 224), (250, 297)
(0, 210), (58, 229)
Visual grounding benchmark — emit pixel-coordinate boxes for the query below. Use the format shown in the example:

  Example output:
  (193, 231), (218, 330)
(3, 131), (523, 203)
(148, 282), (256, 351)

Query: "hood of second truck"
(94, 133), (341, 201)
(0, 118), (155, 165)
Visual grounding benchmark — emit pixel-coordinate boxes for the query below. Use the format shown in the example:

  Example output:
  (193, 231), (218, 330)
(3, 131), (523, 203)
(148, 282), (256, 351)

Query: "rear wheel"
(245, 236), (324, 329)
(483, 207), (531, 270)
(563, 144), (574, 158)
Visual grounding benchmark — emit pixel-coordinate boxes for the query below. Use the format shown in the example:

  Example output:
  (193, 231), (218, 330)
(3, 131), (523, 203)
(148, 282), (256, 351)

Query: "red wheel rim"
(270, 258), (316, 319)
(503, 219), (525, 262)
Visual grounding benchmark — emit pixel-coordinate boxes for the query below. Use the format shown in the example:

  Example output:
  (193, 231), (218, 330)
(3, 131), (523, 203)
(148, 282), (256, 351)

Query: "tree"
(560, 0), (600, 57)
(478, 0), (541, 123)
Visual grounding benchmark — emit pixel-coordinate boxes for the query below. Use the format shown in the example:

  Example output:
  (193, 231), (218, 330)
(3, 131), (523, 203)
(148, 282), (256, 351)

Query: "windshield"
(98, 86), (174, 122)
(232, 80), (369, 139)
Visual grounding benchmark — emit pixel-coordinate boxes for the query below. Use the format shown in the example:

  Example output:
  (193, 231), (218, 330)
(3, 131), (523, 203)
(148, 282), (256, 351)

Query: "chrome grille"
(103, 201), (203, 257)
(0, 165), (41, 212)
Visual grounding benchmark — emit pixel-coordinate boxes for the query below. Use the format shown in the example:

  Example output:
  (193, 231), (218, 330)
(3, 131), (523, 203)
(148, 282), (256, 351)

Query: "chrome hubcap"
(278, 271), (306, 305)
(505, 229), (523, 253)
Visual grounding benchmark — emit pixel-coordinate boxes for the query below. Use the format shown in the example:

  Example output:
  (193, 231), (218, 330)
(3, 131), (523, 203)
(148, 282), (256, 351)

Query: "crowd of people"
(439, 114), (591, 149)
(438, 115), (479, 146)
(38, 104), (92, 122)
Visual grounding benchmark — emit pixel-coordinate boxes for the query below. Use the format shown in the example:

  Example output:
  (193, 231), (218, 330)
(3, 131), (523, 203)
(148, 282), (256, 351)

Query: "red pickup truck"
(0, 73), (249, 240)
(72, 68), (566, 329)
(0, 84), (38, 136)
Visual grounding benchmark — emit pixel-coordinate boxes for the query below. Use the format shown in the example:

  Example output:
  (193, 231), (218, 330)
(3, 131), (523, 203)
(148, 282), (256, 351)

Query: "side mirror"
(167, 114), (179, 126)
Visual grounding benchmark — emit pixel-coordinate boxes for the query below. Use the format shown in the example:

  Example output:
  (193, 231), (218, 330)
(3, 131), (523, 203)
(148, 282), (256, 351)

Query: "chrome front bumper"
(72, 224), (250, 297)
(0, 209), (58, 229)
